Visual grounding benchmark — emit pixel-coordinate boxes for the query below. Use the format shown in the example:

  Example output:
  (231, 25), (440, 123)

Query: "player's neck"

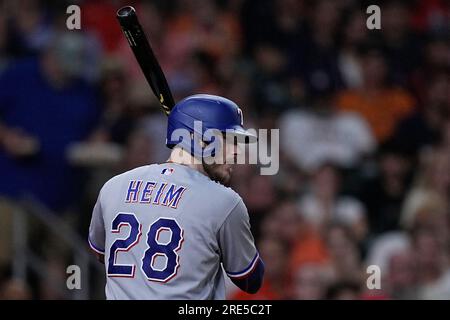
(167, 147), (208, 176)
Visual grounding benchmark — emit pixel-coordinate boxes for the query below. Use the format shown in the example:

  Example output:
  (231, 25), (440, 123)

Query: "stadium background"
(0, 0), (448, 299)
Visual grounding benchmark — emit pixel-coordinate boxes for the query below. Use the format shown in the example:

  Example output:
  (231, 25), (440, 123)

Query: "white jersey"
(88, 163), (258, 300)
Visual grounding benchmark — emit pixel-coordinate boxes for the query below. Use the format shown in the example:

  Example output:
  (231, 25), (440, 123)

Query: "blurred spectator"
(272, 152), (305, 197)
(324, 224), (364, 284)
(259, 200), (330, 283)
(385, 250), (418, 299)
(364, 231), (412, 299)
(168, 49), (223, 99)
(0, 278), (32, 300)
(288, 0), (344, 96)
(392, 71), (449, 155)
(365, 231), (409, 274)
(119, 128), (155, 172)
(411, 0), (450, 34)
(337, 7), (368, 88)
(0, 198), (14, 268)
(442, 121), (450, 151)
(240, 0), (306, 54)
(413, 228), (450, 299)
(279, 202), (331, 280)
(0, 32), (100, 211)
(157, 0), (241, 97)
(401, 189), (449, 245)
(280, 86), (375, 172)
(37, 257), (69, 300)
(379, 0), (423, 87)
(239, 174), (277, 240)
(410, 36), (449, 104)
(70, 56), (165, 168)
(7, 0), (54, 57)
(81, 0), (127, 53)
(0, 10), (9, 72)
(401, 148), (450, 235)
(290, 262), (334, 300)
(261, 200), (304, 247)
(94, 58), (135, 145)
(358, 140), (414, 235)
(47, 2), (103, 84)
(298, 164), (368, 242)
(325, 281), (362, 300)
(251, 43), (291, 116)
(336, 47), (416, 143)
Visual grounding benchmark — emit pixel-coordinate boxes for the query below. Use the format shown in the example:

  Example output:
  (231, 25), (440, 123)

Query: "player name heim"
(125, 179), (186, 208)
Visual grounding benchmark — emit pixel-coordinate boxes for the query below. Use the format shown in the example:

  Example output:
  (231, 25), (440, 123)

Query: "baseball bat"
(116, 6), (175, 116)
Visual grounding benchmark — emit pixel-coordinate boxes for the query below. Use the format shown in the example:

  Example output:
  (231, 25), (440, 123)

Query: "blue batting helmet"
(166, 94), (256, 158)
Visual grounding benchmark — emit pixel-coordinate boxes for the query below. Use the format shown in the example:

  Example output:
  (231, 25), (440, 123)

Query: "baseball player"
(88, 94), (264, 299)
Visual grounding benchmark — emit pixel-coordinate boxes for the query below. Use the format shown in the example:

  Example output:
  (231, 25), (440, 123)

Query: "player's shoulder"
(210, 182), (250, 229)
(193, 178), (246, 228)
(211, 179), (242, 199)
(174, 163), (244, 209)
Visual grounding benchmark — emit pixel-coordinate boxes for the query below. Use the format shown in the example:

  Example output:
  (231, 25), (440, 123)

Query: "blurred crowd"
(0, 0), (449, 299)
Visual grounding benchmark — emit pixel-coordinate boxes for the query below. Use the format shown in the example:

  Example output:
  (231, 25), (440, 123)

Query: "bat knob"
(117, 6), (136, 18)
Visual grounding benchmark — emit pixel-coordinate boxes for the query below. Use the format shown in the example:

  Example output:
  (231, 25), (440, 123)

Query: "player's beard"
(202, 162), (232, 187)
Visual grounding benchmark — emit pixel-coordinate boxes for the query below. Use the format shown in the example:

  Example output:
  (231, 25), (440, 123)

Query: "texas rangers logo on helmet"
(237, 107), (243, 126)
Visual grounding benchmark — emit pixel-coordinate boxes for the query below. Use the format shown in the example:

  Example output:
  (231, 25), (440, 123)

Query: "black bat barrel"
(116, 6), (175, 113)
(116, 6), (141, 48)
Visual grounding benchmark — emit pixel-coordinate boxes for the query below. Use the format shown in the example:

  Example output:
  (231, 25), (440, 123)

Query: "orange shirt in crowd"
(285, 229), (331, 297)
(336, 88), (415, 142)
(288, 229), (330, 274)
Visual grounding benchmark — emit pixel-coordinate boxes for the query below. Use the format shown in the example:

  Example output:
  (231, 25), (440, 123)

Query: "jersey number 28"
(107, 213), (184, 282)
